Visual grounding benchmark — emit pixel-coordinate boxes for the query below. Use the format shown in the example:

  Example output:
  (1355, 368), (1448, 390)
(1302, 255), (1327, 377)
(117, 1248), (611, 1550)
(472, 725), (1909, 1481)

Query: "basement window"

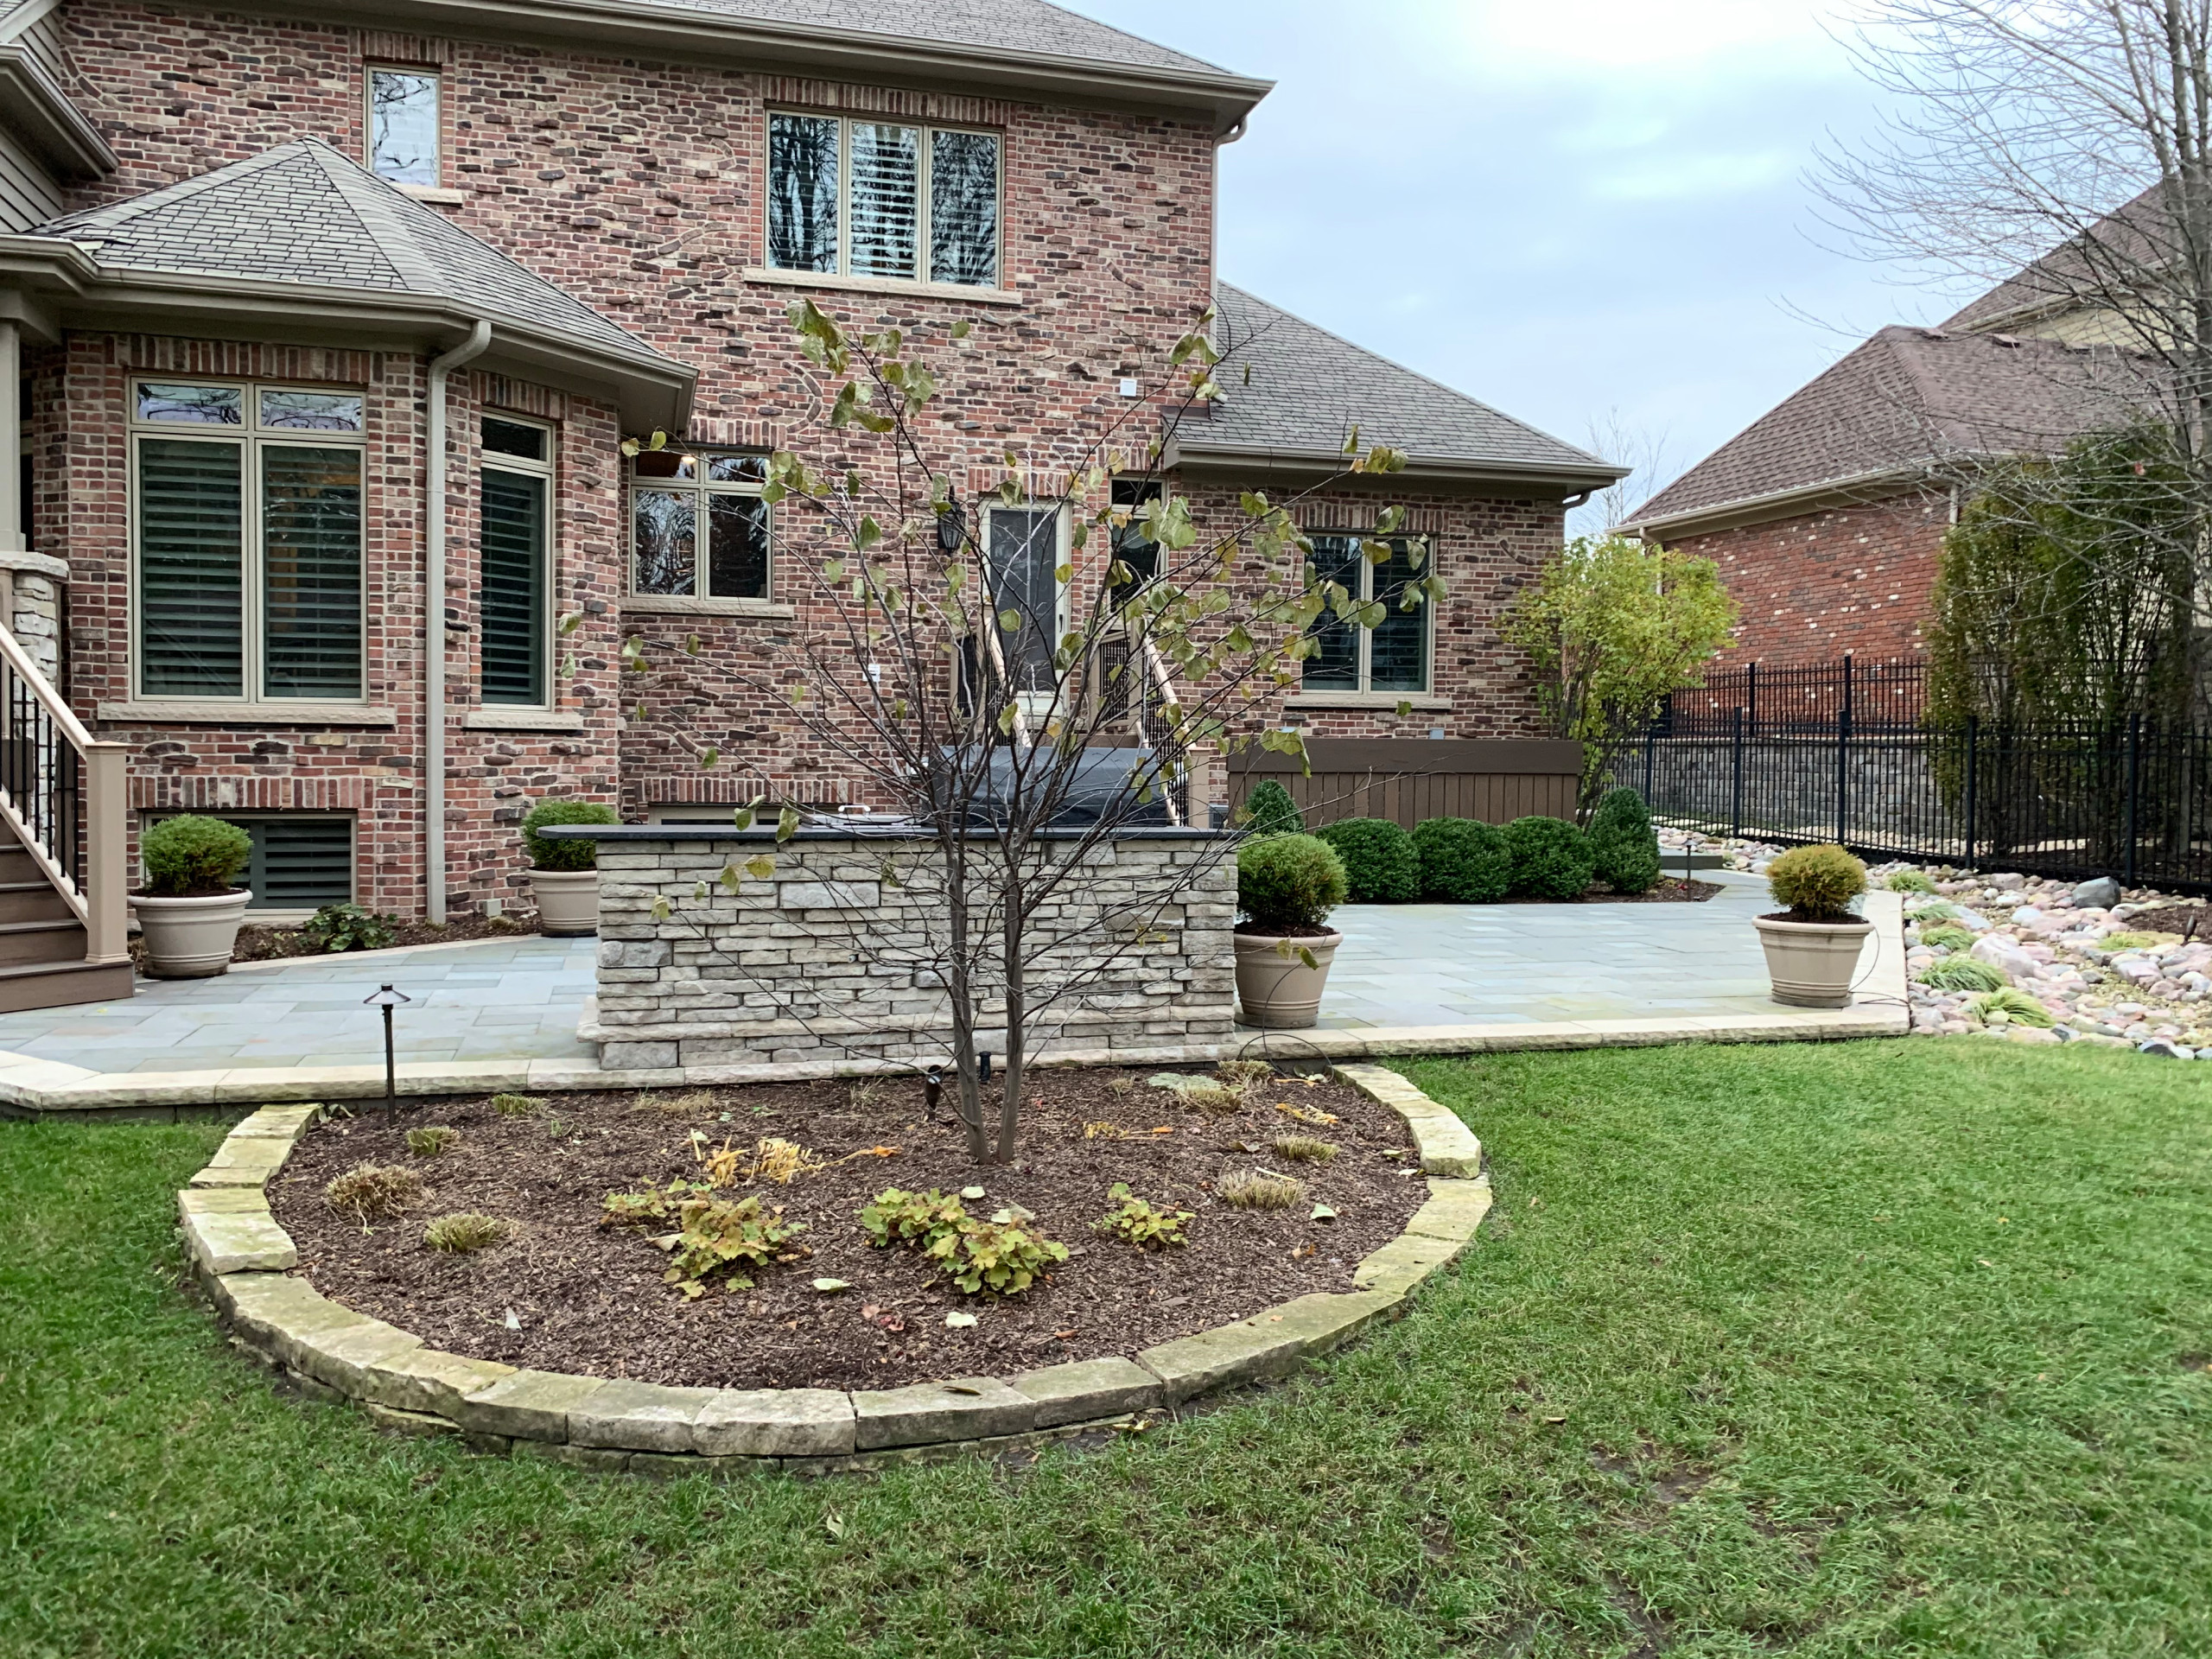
(143, 813), (355, 912)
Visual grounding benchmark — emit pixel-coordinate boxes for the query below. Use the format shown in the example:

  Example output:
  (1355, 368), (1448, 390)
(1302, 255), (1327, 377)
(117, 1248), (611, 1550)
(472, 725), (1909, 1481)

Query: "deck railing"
(0, 621), (128, 964)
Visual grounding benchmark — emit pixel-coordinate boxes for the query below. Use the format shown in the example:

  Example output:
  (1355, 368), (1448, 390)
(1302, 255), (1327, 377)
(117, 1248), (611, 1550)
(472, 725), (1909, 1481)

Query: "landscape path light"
(363, 984), (413, 1121)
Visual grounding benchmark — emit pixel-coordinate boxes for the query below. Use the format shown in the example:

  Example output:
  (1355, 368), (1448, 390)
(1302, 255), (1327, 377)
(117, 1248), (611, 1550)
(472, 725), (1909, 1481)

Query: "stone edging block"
(183, 1068), (1494, 1476)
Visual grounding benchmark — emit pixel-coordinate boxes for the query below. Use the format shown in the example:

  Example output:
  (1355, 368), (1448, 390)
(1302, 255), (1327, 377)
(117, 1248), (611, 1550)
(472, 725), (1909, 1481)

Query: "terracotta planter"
(130, 888), (252, 978)
(1752, 913), (1874, 1009)
(530, 867), (600, 937)
(1234, 929), (1343, 1028)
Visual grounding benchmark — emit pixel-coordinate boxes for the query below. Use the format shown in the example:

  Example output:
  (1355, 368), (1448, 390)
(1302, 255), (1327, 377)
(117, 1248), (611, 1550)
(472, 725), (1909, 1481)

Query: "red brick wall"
(1671, 488), (1949, 666)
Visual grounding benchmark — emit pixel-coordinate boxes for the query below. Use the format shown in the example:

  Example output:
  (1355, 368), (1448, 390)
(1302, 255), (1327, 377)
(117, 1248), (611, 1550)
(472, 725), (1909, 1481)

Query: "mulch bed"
(2124, 903), (2210, 940)
(1516, 876), (1723, 906)
(131, 910), (543, 973)
(267, 1067), (1430, 1392)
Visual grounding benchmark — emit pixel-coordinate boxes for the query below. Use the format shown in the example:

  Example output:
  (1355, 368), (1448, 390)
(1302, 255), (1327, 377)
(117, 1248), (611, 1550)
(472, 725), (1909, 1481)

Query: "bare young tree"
(1578, 409), (1675, 538)
(620, 301), (1426, 1164)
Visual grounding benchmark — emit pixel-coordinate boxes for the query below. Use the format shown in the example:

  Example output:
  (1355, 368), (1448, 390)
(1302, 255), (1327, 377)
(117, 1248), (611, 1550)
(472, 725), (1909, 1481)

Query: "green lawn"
(5, 1039), (2210, 1657)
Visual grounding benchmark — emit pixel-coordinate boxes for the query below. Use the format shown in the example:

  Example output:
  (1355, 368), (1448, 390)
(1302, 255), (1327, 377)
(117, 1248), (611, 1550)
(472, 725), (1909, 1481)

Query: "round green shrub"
(1315, 817), (1420, 905)
(1767, 843), (1867, 920)
(1410, 817), (1510, 903)
(139, 815), (252, 897)
(1240, 779), (1305, 838)
(521, 798), (620, 871)
(1236, 834), (1347, 933)
(1503, 816), (1595, 901)
(1587, 787), (1662, 894)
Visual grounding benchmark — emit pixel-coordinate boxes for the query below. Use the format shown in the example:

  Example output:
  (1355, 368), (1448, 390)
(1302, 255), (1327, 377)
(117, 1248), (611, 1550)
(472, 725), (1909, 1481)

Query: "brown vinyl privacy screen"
(1228, 739), (1583, 830)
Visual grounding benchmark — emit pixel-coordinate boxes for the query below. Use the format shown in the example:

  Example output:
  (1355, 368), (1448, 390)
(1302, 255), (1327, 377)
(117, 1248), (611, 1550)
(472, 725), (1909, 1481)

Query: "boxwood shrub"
(521, 799), (620, 872)
(1240, 779), (1305, 838)
(139, 814), (252, 898)
(1503, 815), (1595, 901)
(1236, 833), (1347, 933)
(1315, 817), (1419, 905)
(1411, 817), (1511, 903)
(1587, 787), (1662, 894)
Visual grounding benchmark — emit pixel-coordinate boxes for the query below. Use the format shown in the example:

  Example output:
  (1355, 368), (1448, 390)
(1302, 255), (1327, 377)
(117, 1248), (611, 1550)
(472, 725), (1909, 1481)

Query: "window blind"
(849, 124), (919, 279)
(137, 438), (245, 696)
(480, 467), (546, 704)
(260, 446), (363, 699)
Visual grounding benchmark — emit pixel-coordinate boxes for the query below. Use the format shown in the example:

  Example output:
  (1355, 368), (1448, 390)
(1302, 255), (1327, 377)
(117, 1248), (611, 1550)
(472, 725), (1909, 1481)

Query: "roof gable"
(625, 0), (1228, 74)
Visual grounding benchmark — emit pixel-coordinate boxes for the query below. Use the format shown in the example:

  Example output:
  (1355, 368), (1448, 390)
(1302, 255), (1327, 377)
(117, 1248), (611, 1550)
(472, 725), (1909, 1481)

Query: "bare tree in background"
(1579, 409), (1675, 537)
(1818, 0), (2212, 704)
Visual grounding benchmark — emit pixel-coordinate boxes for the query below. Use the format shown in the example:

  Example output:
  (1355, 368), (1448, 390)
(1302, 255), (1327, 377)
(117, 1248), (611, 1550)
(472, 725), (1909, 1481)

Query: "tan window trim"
(741, 267), (1021, 307)
(98, 700), (397, 726)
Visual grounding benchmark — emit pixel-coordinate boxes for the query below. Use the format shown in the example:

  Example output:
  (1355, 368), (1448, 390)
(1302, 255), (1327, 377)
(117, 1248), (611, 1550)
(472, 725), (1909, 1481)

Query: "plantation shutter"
(480, 467), (547, 705)
(848, 123), (919, 279)
(137, 437), (245, 696)
(768, 114), (839, 273)
(930, 130), (1000, 287)
(260, 446), (362, 699)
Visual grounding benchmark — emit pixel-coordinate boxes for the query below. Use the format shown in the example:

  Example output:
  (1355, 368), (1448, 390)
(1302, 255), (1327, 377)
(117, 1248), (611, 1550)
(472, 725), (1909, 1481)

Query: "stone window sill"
(1284, 693), (1452, 711)
(740, 267), (1022, 307)
(621, 594), (797, 620)
(98, 700), (397, 727)
(461, 709), (588, 734)
(397, 185), (467, 206)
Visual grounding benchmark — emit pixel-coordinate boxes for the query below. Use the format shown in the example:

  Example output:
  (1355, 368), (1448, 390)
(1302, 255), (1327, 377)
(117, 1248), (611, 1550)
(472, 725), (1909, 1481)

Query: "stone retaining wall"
(180, 1065), (1491, 1477)
(582, 829), (1236, 1077)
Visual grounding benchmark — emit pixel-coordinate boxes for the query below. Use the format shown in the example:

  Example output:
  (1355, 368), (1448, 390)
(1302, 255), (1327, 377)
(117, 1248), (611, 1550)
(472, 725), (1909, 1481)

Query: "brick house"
(1623, 308), (2156, 666)
(0, 0), (1618, 1007)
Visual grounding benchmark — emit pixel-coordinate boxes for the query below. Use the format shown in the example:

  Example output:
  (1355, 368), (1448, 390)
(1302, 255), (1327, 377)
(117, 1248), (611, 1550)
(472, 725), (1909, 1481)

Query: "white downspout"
(424, 320), (492, 924)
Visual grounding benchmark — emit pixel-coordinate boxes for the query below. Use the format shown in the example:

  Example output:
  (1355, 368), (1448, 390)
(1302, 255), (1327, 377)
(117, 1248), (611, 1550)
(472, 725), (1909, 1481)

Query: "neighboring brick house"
(0, 0), (1618, 972)
(1623, 313), (2158, 665)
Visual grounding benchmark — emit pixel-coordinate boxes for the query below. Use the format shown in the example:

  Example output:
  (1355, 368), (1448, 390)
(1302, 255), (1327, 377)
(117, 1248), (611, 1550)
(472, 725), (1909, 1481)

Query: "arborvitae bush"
(1315, 817), (1420, 905)
(1587, 788), (1662, 894)
(1240, 779), (1305, 837)
(1503, 816), (1596, 901)
(1410, 817), (1511, 903)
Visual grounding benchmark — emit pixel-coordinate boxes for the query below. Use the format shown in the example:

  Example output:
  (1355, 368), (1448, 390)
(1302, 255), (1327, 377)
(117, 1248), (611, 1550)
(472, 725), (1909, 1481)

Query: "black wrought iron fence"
(1636, 705), (2212, 892)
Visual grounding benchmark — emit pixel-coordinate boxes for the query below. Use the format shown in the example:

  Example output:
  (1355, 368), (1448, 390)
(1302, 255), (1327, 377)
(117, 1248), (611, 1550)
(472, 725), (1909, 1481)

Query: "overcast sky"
(1078, 0), (1976, 521)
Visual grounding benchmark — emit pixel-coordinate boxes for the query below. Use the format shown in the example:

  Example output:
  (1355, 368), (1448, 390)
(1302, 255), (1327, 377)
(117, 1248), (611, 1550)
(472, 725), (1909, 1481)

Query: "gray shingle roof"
(1194, 285), (1618, 480)
(558, 0), (1226, 74)
(1627, 325), (2162, 531)
(33, 138), (671, 367)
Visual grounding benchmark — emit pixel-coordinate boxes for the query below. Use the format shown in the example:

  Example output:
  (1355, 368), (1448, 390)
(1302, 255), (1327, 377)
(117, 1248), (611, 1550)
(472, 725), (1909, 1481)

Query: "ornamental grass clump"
(489, 1092), (544, 1117)
(137, 814), (252, 898)
(1218, 1169), (1306, 1211)
(1411, 817), (1512, 903)
(1923, 956), (2005, 993)
(1271, 1134), (1338, 1164)
(1316, 818), (1420, 905)
(1886, 869), (1939, 893)
(1236, 833), (1347, 934)
(1503, 816), (1596, 901)
(1586, 788), (1662, 895)
(520, 798), (620, 872)
(405, 1125), (460, 1158)
(324, 1163), (421, 1227)
(423, 1212), (508, 1253)
(1972, 988), (2057, 1027)
(1766, 844), (1867, 922)
(1921, 925), (1978, 952)
(1240, 779), (1306, 837)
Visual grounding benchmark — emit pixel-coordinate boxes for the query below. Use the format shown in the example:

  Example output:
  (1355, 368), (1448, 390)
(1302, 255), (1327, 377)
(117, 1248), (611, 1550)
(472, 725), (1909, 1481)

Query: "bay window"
(767, 111), (1001, 289)
(630, 450), (771, 601)
(132, 380), (365, 702)
(1302, 535), (1432, 695)
(480, 416), (552, 707)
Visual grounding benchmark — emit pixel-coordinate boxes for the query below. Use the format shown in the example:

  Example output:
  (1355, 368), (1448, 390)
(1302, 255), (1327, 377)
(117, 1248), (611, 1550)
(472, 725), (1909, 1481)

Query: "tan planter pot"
(130, 888), (252, 979)
(1234, 929), (1343, 1028)
(1752, 914), (1874, 1009)
(530, 868), (600, 937)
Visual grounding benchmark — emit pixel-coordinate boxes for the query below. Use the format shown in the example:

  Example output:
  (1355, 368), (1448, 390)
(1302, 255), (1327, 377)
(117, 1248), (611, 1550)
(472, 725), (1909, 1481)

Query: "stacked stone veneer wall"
(588, 830), (1235, 1077)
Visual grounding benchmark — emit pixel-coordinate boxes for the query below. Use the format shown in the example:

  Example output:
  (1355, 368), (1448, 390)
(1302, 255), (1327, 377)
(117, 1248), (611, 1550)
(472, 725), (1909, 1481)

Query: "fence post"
(1835, 652), (1853, 845)
(1963, 715), (1978, 868)
(2125, 714), (2141, 888)
(1746, 660), (1758, 737)
(1643, 722), (1655, 804)
(1730, 706), (1744, 840)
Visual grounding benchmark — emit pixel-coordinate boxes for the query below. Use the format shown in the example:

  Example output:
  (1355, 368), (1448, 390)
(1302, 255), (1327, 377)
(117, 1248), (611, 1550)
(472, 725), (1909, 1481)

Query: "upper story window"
(768, 111), (1001, 288)
(130, 380), (366, 703)
(368, 68), (440, 187)
(1109, 479), (1161, 606)
(480, 416), (554, 708)
(630, 450), (771, 601)
(1302, 534), (1432, 696)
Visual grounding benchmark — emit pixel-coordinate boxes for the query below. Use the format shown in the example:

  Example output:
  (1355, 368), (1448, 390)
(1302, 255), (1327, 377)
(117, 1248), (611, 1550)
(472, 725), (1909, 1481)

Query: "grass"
(4, 1039), (2210, 1656)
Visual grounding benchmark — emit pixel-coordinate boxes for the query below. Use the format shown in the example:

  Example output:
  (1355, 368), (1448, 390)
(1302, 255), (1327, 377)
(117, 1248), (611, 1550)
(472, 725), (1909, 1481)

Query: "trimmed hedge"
(1316, 817), (1420, 905)
(1588, 787), (1662, 894)
(1411, 817), (1511, 904)
(1241, 779), (1306, 838)
(139, 814), (252, 897)
(1503, 816), (1595, 901)
(1236, 833), (1347, 932)
(521, 798), (620, 872)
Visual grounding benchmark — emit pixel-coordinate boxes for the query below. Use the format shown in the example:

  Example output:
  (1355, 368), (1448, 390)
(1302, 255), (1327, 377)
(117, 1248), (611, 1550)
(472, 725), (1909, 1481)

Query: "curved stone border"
(179, 1071), (1492, 1476)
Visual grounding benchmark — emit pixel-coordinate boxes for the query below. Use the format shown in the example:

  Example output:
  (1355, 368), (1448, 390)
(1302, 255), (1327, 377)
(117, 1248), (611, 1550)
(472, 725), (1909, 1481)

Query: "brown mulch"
(2124, 903), (2211, 940)
(1513, 876), (1723, 906)
(267, 1067), (1432, 1392)
(130, 910), (543, 973)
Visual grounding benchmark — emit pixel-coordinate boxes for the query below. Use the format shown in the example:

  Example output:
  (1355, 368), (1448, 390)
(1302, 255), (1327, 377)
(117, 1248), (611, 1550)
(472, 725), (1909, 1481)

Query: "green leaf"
(951, 319), (973, 339)
(651, 895), (672, 922)
(998, 609), (1023, 632)
(746, 855), (777, 880)
(718, 862), (741, 893)
(558, 612), (582, 636)
(684, 633), (702, 655)
(1395, 702), (1413, 718)
(997, 703), (1019, 736)
(700, 746), (720, 769)
(733, 803), (757, 831)
(776, 804), (801, 843)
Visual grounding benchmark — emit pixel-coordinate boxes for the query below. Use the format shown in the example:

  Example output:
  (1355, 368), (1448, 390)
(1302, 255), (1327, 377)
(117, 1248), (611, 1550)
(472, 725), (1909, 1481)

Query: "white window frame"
(626, 450), (774, 605)
(127, 378), (369, 708)
(766, 110), (1004, 289)
(365, 65), (442, 188)
(1301, 533), (1435, 697)
(480, 415), (556, 711)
